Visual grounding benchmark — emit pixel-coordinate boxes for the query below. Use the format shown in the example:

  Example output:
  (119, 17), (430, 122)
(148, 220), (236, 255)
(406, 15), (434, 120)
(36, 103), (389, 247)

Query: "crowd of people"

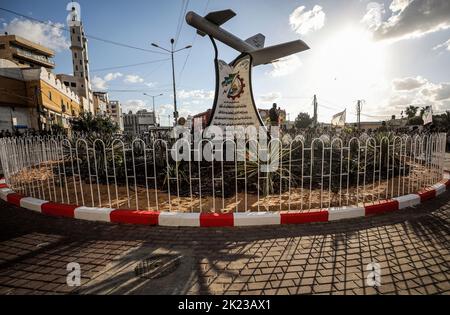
(0, 128), (66, 138)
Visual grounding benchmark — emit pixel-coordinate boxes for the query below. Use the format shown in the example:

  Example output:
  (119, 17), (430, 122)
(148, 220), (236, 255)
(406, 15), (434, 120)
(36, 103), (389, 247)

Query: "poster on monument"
(209, 55), (264, 127)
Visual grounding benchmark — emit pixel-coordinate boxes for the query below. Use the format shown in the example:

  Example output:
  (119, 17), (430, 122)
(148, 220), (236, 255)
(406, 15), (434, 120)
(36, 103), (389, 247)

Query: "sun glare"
(308, 26), (388, 116)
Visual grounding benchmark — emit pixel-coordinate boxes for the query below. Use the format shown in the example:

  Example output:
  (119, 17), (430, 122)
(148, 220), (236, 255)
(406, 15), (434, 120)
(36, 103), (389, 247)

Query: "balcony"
(12, 47), (55, 68)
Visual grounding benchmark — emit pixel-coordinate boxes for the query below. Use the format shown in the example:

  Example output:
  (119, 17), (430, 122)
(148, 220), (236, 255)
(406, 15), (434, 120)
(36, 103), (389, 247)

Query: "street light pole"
(151, 39), (191, 126)
(143, 93), (163, 126)
(170, 39), (179, 126)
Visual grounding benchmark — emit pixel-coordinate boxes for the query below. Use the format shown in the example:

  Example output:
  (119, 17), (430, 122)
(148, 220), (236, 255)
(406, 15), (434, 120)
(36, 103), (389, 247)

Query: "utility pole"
(313, 95), (318, 127)
(356, 100), (362, 130)
(170, 39), (178, 125)
(151, 39), (192, 126)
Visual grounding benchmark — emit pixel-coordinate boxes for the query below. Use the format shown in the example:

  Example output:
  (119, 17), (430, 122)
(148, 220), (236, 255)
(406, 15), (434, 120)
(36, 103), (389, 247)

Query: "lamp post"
(143, 93), (163, 126)
(151, 39), (191, 126)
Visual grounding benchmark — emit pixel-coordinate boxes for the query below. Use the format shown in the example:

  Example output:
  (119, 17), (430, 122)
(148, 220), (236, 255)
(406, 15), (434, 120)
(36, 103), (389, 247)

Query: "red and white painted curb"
(1, 174), (449, 228)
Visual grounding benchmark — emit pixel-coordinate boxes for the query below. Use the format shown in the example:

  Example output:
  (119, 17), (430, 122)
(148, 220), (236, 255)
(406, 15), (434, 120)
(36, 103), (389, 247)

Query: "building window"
(72, 29), (75, 34)
(74, 52), (77, 58)
(0, 44), (5, 49)
(77, 36), (80, 42)
(48, 91), (52, 100)
(71, 82), (76, 87)
(75, 65), (78, 71)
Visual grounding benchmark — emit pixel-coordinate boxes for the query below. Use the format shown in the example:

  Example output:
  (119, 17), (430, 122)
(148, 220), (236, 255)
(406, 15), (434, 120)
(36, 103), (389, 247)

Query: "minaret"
(68, 3), (92, 111)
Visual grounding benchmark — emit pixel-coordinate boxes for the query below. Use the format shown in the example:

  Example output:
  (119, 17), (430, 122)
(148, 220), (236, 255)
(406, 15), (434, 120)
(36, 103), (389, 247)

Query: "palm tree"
(405, 105), (419, 118)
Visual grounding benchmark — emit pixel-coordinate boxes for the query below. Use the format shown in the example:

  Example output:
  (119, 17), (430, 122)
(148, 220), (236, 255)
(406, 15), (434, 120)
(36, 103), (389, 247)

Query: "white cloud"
(154, 103), (194, 124)
(389, 0), (411, 13)
(388, 76), (450, 113)
(361, 2), (385, 31)
(145, 82), (156, 88)
(427, 83), (450, 101)
(433, 38), (450, 51)
(289, 5), (325, 36)
(124, 74), (144, 84)
(257, 92), (282, 104)
(92, 76), (107, 90)
(122, 99), (150, 114)
(104, 72), (123, 81)
(92, 72), (123, 90)
(372, 0), (450, 42)
(157, 103), (174, 115)
(1, 18), (69, 52)
(156, 103), (180, 123)
(268, 55), (302, 77)
(392, 76), (427, 91)
(178, 89), (214, 100)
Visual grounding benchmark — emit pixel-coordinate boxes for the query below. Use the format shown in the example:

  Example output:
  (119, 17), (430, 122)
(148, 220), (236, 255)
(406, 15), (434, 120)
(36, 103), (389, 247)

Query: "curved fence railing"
(0, 132), (446, 213)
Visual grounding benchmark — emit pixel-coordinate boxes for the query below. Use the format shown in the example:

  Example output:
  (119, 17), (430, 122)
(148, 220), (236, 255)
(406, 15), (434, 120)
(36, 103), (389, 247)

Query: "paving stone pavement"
(0, 191), (449, 295)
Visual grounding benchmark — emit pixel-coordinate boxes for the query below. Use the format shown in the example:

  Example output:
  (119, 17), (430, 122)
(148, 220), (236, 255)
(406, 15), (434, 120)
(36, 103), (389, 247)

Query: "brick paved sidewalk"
(0, 192), (449, 295)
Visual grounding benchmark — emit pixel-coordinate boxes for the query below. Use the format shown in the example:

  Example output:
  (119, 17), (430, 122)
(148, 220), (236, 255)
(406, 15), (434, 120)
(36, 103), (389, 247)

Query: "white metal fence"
(0, 132), (446, 213)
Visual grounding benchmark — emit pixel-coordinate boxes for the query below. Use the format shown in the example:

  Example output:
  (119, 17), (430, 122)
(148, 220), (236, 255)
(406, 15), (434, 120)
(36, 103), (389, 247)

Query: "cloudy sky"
(1, 0), (449, 125)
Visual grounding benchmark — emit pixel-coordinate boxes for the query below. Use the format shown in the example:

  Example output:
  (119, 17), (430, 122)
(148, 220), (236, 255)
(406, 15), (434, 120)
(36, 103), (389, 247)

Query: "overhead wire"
(178, 0), (210, 84)
(90, 58), (170, 73)
(174, 0), (190, 47)
(0, 7), (167, 55)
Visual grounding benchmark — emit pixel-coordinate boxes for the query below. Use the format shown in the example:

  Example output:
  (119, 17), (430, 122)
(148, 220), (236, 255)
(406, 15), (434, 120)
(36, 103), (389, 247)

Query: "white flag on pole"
(331, 109), (346, 126)
(423, 106), (433, 125)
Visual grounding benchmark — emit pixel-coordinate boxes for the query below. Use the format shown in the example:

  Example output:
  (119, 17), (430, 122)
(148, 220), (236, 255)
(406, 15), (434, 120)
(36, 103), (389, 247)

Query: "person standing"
(269, 103), (279, 126)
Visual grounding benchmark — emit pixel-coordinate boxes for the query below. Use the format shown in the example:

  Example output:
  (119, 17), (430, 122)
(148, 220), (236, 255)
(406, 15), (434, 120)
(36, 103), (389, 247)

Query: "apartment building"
(93, 91), (109, 116)
(107, 100), (124, 131)
(123, 109), (157, 137)
(0, 33), (55, 70)
(0, 59), (81, 132)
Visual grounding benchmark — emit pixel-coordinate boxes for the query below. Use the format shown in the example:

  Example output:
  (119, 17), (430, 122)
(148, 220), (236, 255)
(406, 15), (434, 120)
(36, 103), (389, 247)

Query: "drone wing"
(196, 9), (236, 36)
(250, 40), (310, 66)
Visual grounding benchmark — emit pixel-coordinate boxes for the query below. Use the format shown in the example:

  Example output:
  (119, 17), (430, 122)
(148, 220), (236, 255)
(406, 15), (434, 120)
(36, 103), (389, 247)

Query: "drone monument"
(185, 10), (310, 127)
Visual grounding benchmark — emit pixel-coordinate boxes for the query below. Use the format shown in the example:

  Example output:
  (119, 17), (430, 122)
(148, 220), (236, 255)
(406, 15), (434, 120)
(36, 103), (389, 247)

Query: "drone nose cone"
(185, 11), (196, 24)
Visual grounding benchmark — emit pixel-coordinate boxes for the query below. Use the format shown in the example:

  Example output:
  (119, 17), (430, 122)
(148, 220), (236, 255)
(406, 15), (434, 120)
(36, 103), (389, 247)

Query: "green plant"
(70, 112), (119, 135)
(405, 105), (419, 119)
(408, 116), (424, 126)
(294, 112), (313, 129)
(62, 133), (125, 184)
(235, 143), (297, 195)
